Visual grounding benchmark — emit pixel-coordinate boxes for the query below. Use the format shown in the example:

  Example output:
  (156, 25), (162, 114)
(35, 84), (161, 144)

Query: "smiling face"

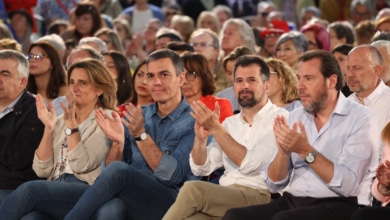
(68, 68), (102, 108)
(145, 58), (184, 104)
(28, 46), (52, 76)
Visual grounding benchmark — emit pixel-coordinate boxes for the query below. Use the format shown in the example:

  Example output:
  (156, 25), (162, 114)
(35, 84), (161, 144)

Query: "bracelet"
(378, 183), (390, 196)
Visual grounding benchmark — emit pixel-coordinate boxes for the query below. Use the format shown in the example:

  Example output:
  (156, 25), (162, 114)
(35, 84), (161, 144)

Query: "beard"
(238, 89), (263, 108)
(302, 84), (329, 114)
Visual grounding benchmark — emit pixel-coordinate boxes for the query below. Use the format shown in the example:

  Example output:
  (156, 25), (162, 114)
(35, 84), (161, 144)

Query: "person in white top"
(163, 55), (289, 220)
(347, 45), (390, 134)
(346, 45), (390, 206)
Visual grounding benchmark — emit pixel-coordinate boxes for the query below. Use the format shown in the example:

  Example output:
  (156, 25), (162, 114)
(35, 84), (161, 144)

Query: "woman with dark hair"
(102, 51), (133, 105)
(331, 43), (354, 97)
(181, 52), (232, 123)
(117, 59), (153, 117)
(61, 2), (103, 47)
(27, 41), (67, 115)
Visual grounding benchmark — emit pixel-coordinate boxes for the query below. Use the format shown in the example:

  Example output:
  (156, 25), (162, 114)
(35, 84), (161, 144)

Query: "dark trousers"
(351, 206), (390, 220)
(222, 192), (358, 220)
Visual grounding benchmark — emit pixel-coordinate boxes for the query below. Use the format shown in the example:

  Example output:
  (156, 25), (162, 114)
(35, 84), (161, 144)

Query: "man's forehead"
(0, 59), (18, 71)
(147, 58), (174, 71)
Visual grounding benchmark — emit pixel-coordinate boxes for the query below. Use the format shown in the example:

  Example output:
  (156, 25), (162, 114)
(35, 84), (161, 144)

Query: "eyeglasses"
(185, 71), (197, 81)
(270, 71), (278, 75)
(26, 53), (46, 62)
(261, 12), (269, 17)
(190, 42), (214, 48)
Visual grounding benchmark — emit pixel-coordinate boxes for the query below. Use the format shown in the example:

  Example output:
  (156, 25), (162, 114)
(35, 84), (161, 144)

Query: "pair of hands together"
(273, 115), (311, 156)
(36, 92), (77, 132)
(95, 103), (144, 144)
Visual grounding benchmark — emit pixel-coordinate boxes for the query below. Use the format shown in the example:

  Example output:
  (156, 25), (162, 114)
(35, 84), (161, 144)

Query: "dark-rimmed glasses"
(185, 71), (197, 81)
(26, 53), (46, 62)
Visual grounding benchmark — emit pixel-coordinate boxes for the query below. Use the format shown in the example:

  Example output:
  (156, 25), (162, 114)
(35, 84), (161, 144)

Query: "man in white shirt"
(347, 45), (390, 134)
(223, 50), (378, 220)
(346, 45), (390, 206)
(163, 55), (288, 219)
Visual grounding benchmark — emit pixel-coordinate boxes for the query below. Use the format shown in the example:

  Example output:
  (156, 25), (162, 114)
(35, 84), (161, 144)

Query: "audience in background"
(331, 43), (354, 97)
(27, 42), (67, 115)
(180, 52), (232, 123)
(95, 27), (125, 53)
(265, 58), (301, 111)
(274, 31), (308, 71)
(102, 51), (134, 105)
(300, 22), (330, 51)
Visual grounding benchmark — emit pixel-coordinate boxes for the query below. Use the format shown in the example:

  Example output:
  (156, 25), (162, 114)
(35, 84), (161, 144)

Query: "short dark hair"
(331, 43), (354, 56)
(328, 21), (355, 45)
(180, 52), (215, 95)
(157, 33), (182, 42)
(298, 50), (342, 91)
(167, 42), (194, 53)
(233, 55), (270, 81)
(146, 49), (184, 76)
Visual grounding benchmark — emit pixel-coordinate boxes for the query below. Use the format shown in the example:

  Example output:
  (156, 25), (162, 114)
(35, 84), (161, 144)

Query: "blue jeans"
(0, 189), (13, 205)
(65, 161), (179, 220)
(0, 174), (89, 220)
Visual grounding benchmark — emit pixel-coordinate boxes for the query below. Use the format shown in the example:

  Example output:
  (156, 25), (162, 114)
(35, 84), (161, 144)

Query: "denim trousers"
(0, 174), (89, 220)
(65, 161), (179, 220)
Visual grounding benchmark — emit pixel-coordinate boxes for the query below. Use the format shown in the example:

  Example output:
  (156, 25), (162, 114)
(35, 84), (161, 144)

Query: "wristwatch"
(64, 127), (79, 136)
(134, 132), (147, 141)
(305, 149), (318, 164)
(378, 183), (390, 196)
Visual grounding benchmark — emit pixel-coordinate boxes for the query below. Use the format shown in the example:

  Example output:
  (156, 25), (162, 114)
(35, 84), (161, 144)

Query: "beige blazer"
(33, 109), (112, 185)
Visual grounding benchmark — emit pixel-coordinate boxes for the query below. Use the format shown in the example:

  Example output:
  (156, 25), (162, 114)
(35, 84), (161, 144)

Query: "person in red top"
(180, 52), (232, 123)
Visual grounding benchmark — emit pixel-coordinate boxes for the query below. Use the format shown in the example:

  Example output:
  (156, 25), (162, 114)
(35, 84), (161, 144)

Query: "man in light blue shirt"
(223, 50), (378, 220)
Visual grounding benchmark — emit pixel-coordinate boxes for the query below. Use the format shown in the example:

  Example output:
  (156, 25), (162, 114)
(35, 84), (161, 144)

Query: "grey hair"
(0, 49), (29, 78)
(350, 0), (376, 13)
(79, 37), (108, 53)
(212, 5), (233, 18)
(190, 28), (220, 49)
(37, 34), (66, 58)
(371, 40), (390, 59)
(221, 18), (256, 53)
(275, 31), (309, 54)
(66, 46), (104, 67)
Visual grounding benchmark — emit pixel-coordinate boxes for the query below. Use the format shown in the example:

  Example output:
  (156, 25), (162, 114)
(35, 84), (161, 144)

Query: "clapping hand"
(190, 101), (220, 134)
(96, 108), (124, 144)
(376, 160), (390, 188)
(36, 94), (57, 131)
(121, 103), (145, 137)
